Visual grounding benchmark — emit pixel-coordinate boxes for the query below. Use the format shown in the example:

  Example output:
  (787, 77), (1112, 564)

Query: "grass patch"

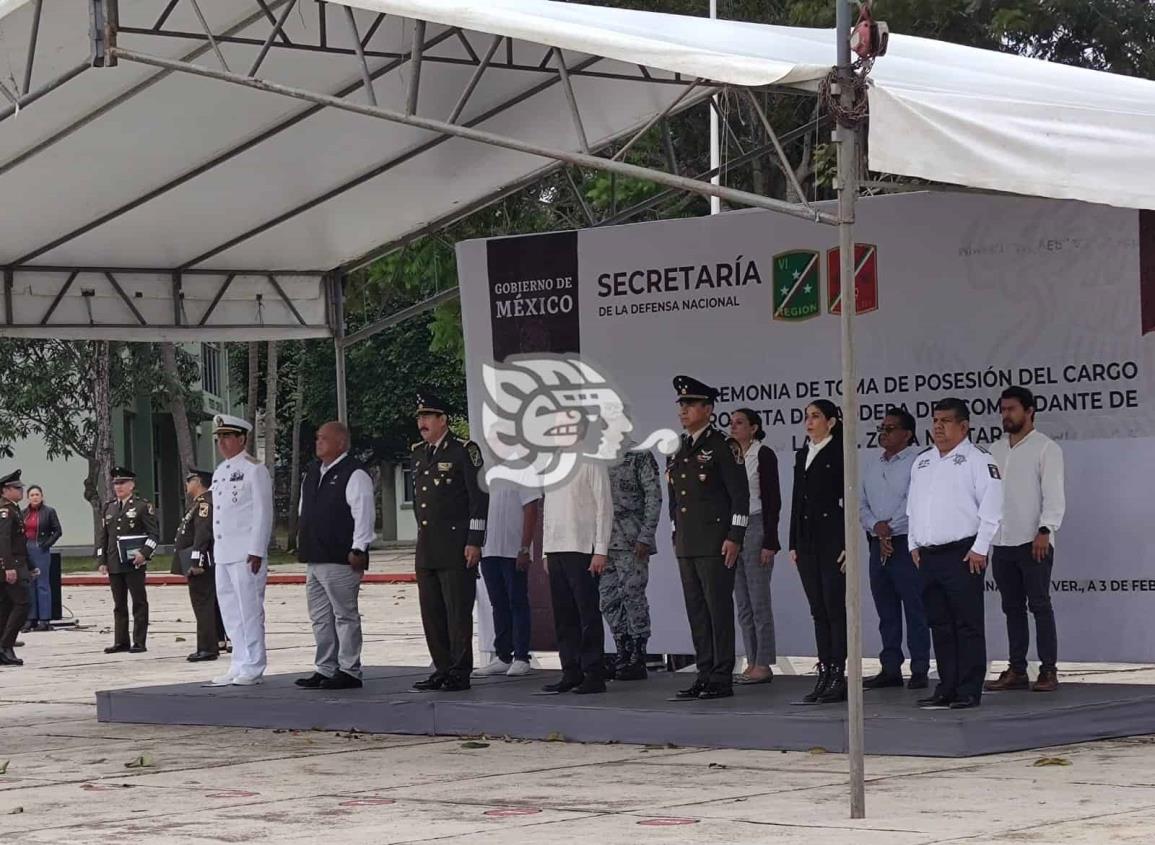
(60, 548), (298, 574)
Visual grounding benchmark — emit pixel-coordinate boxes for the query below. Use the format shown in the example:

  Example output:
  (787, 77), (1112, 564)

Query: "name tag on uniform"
(696, 452), (712, 464)
(437, 462), (453, 471)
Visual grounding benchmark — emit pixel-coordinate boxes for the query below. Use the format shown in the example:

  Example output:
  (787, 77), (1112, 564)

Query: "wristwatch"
(1037, 527), (1051, 536)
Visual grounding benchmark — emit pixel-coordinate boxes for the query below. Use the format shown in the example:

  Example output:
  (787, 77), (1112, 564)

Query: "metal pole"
(333, 274), (348, 423)
(835, 0), (865, 821)
(708, 0), (720, 215)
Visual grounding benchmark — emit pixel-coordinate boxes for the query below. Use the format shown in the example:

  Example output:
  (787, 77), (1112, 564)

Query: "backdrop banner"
(458, 191), (1155, 663)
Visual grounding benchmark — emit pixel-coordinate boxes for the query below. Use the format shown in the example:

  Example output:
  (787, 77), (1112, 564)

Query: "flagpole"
(709, 0), (720, 215)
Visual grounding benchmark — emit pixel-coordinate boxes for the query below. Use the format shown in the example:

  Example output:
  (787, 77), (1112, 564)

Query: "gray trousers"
(306, 563), (364, 680)
(733, 519), (777, 667)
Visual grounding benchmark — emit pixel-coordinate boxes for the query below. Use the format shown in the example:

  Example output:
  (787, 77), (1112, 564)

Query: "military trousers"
(109, 567), (149, 647)
(677, 555), (737, 685)
(416, 565), (476, 680)
(599, 549), (651, 639)
(187, 568), (220, 656)
(1, 570), (30, 649)
(216, 559), (268, 680)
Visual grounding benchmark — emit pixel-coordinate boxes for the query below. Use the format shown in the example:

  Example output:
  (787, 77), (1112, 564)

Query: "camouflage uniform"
(601, 449), (662, 677)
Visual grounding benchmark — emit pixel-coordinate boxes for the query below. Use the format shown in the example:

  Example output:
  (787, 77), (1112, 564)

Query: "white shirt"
(805, 435), (833, 469)
(542, 462), (613, 556)
(742, 443), (765, 516)
(298, 452), (377, 552)
(482, 472), (542, 559)
(907, 439), (1004, 556)
(988, 430), (1065, 547)
(211, 452), (274, 563)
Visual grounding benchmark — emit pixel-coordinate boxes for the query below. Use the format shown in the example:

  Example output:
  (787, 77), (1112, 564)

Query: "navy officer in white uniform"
(907, 397), (1003, 710)
(208, 414), (274, 687)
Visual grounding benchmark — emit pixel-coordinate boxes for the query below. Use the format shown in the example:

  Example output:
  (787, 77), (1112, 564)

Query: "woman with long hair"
(789, 400), (847, 704)
(21, 485), (62, 633)
(728, 409), (781, 686)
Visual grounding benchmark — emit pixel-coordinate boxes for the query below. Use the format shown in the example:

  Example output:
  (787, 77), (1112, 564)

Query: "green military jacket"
(0, 498), (29, 580)
(411, 436), (488, 570)
(667, 426), (750, 558)
(95, 493), (160, 575)
(171, 491), (213, 576)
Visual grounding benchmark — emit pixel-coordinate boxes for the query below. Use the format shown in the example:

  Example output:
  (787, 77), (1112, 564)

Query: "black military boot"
(606, 635), (627, 681)
(616, 636), (648, 681)
(819, 665), (848, 703)
(800, 663), (831, 704)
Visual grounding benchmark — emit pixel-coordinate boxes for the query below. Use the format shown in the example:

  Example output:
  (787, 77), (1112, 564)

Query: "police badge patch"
(466, 441), (483, 468)
(198, 503), (210, 518)
(988, 464), (1001, 479)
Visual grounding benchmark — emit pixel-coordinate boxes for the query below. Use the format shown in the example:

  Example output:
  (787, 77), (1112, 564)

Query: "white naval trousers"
(215, 559), (268, 679)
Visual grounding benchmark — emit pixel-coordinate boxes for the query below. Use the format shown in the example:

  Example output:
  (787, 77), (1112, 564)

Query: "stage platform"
(96, 667), (1155, 758)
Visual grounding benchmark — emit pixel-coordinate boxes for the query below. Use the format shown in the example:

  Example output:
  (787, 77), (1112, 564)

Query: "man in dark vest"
(173, 469), (218, 662)
(96, 466), (160, 654)
(0, 469), (31, 667)
(295, 421), (376, 691)
(411, 390), (488, 693)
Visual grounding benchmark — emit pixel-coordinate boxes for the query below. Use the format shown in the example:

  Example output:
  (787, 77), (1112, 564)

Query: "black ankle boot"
(819, 665), (848, 703)
(606, 636), (629, 680)
(616, 636), (648, 681)
(802, 664), (831, 704)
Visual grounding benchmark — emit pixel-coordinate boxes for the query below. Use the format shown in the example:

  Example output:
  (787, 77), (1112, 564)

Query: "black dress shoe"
(412, 674), (446, 691)
(36, 621), (51, 632)
(698, 683), (734, 700)
(918, 694), (954, 708)
(104, 644), (130, 654)
(863, 671), (904, 690)
(129, 644), (148, 654)
(20, 623), (33, 634)
(295, 672), (329, 688)
(949, 696), (981, 710)
(907, 673), (929, 690)
(441, 676), (471, 692)
(187, 651), (219, 662)
(541, 678), (581, 694)
(571, 676), (606, 695)
(1, 648), (23, 666)
(320, 671), (364, 690)
(674, 680), (708, 700)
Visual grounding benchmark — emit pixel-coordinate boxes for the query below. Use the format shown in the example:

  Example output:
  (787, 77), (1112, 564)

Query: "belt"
(920, 537), (976, 554)
(867, 533), (907, 542)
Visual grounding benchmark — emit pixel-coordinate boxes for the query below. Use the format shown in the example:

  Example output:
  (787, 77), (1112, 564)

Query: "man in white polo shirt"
(984, 386), (1066, 693)
(907, 397), (1003, 710)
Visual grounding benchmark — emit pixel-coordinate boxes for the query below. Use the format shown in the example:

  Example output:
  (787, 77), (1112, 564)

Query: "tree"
(245, 341), (260, 454)
(161, 342), (197, 476)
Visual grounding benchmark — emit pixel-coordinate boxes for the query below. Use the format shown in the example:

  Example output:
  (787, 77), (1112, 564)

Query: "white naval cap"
(212, 413), (251, 435)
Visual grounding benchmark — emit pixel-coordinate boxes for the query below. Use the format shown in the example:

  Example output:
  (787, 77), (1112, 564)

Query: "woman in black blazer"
(789, 400), (847, 704)
(22, 485), (63, 632)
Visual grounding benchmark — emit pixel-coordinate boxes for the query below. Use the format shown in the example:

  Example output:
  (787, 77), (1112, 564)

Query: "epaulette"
(243, 452), (260, 464)
(411, 441), (423, 452)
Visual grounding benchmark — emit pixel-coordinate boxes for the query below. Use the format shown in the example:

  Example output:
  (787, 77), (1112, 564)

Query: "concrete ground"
(4, 584), (1155, 844)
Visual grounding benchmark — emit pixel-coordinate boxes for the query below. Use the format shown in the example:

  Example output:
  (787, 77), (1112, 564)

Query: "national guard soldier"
(173, 469), (218, 663)
(0, 470), (31, 666)
(907, 397), (1004, 710)
(668, 376), (750, 701)
(602, 444), (662, 681)
(96, 466), (160, 654)
(208, 414), (274, 687)
(410, 390), (488, 693)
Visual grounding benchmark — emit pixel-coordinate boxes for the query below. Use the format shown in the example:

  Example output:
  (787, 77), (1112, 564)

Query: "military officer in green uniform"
(0, 470), (32, 667)
(668, 376), (750, 701)
(410, 390), (488, 692)
(96, 466), (160, 654)
(173, 469), (218, 662)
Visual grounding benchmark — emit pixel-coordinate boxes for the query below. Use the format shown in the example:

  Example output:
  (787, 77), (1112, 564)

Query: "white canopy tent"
(2, 0), (1153, 819)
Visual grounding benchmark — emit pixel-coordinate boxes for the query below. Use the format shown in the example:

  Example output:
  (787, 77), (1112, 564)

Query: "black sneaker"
(320, 671), (364, 690)
(295, 672), (328, 688)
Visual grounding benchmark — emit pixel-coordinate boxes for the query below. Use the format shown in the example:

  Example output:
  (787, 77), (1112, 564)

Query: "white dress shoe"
(208, 674), (236, 687)
(472, 657), (512, 677)
(232, 675), (263, 686)
(506, 659), (532, 677)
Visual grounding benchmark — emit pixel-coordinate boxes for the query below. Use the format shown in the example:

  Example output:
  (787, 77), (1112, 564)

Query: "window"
(401, 462), (415, 506)
(200, 342), (222, 397)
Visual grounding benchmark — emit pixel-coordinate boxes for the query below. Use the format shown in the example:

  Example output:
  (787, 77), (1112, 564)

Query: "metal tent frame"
(3, 0), (867, 816)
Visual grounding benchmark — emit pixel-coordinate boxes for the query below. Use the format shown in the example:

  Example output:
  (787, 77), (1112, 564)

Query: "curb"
(61, 573), (417, 587)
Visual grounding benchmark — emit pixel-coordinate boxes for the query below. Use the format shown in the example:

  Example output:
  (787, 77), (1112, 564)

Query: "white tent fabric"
(342, 0), (1155, 211)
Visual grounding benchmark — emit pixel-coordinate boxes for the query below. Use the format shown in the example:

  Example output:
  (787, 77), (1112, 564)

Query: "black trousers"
(1, 575), (30, 648)
(417, 566), (477, 680)
(547, 552), (605, 680)
(920, 538), (985, 701)
(992, 543), (1057, 673)
(796, 537), (847, 667)
(109, 568), (149, 647)
(188, 570), (220, 656)
(677, 555), (736, 685)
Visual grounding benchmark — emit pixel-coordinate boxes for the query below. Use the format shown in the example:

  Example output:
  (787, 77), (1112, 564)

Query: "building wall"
(12, 431), (94, 549)
(393, 464), (417, 542)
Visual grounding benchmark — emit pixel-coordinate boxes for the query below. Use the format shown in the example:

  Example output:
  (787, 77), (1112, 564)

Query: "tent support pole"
(333, 274), (349, 424)
(835, 0), (865, 821)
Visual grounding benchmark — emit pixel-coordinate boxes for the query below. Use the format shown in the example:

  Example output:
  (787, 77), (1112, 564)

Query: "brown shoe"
(1032, 669), (1059, 692)
(983, 668), (1030, 692)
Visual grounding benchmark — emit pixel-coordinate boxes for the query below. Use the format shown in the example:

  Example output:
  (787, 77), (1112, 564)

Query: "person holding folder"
(95, 466), (160, 654)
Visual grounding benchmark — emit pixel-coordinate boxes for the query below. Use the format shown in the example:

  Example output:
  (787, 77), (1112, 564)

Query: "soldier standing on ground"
(0, 470), (31, 667)
(173, 469), (218, 663)
(96, 467), (159, 655)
